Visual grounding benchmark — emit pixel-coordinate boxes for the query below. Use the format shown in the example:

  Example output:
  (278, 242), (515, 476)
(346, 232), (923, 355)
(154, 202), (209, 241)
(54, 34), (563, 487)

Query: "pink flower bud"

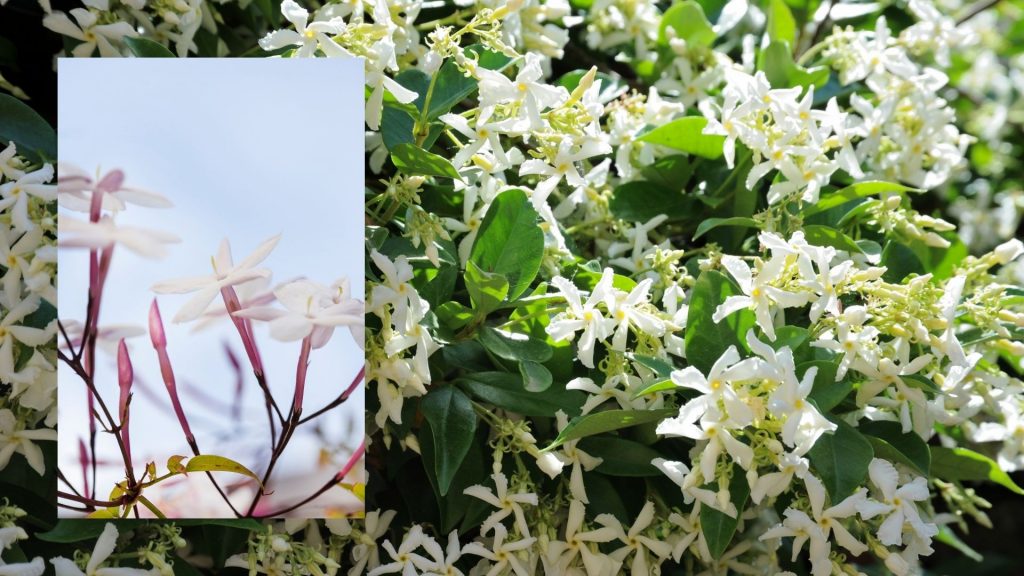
(149, 299), (167, 348)
(117, 339), (133, 462)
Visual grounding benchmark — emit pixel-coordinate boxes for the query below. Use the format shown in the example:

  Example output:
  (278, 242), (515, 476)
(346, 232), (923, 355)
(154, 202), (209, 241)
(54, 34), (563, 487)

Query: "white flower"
(51, 524), (159, 576)
(856, 458), (937, 547)
(546, 499), (620, 576)
(369, 251), (426, 334)
(598, 501), (673, 575)
(0, 557), (45, 576)
(811, 305), (879, 380)
(151, 235), (280, 323)
(0, 227), (42, 306)
(0, 164), (57, 232)
(665, 345), (756, 428)
(461, 524), (536, 576)
(713, 255), (810, 341)
(369, 525), (442, 576)
(750, 451), (810, 504)
(760, 475), (868, 576)
(0, 295), (54, 394)
(0, 405), (56, 473)
(606, 278), (665, 351)
(57, 164), (172, 213)
(657, 403), (755, 486)
(463, 472), (539, 537)
(233, 278), (362, 349)
(42, 9), (136, 58)
(546, 269), (616, 369)
(477, 52), (568, 128)
(59, 215), (180, 260)
(258, 0), (348, 57)
(519, 137), (611, 210)
(536, 411), (603, 503)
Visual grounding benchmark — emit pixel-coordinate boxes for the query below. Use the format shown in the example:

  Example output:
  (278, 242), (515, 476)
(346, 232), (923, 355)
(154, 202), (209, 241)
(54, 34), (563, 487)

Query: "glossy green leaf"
(803, 224), (864, 254)
(658, 1), (716, 47)
(807, 417), (873, 500)
(881, 241), (925, 283)
(421, 386), (478, 495)
(519, 360), (553, 392)
(930, 446), (1024, 495)
(638, 117), (725, 159)
(457, 372), (584, 417)
(579, 437), (663, 476)
(803, 181), (915, 216)
(184, 455), (263, 489)
(701, 464), (751, 559)
(609, 181), (693, 222)
(757, 41), (829, 90)
(544, 408), (677, 451)
(464, 261), (509, 316)
(391, 143), (461, 179)
(124, 37), (175, 57)
(685, 270), (755, 373)
(767, 0), (797, 46)
(469, 189), (544, 301)
(693, 216), (759, 240)
(0, 93), (56, 163)
(631, 378), (677, 398)
(802, 360), (853, 412)
(859, 420), (930, 477)
(477, 326), (553, 362)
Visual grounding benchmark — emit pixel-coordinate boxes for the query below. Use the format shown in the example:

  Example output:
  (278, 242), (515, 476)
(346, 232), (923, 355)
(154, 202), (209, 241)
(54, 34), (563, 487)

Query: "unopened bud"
(994, 239), (1024, 265)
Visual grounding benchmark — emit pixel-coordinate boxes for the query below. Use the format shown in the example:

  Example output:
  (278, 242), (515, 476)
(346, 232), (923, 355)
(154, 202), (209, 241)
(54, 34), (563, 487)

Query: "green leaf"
(700, 464), (751, 559)
(902, 373), (941, 397)
(477, 326), (553, 362)
(609, 181), (694, 222)
(578, 437), (663, 476)
(629, 354), (676, 378)
(757, 41), (829, 90)
(391, 143), (461, 179)
(0, 93), (56, 163)
(544, 408), (677, 451)
(858, 420), (930, 477)
(693, 216), (758, 240)
(469, 189), (544, 301)
(421, 386), (478, 496)
(807, 417), (873, 500)
(803, 224), (864, 254)
(685, 270), (756, 373)
(437, 301), (475, 329)
(519, 360), (553, 392)
(458, 372), (584, 417)
(184, 455), (263, 489)
(464, 261), (509, 317)
(935, 526), (983, 563)
(881, 241), (925, 283)
(124, 37), (175, 57)
(767, 0), (797, 46)
(426, 46), (513, 120)
(658, 1), (716, 47)
(641, 155), (693, 190)
(638, 117), (725, 159)
(631, 378), (676, 398)
(770, 326), (811, 355)
(37, 521), (111, 543)
(803, 181), (915, 216)
(930, 447), (1024, 495)
(802, 360), (853, 412)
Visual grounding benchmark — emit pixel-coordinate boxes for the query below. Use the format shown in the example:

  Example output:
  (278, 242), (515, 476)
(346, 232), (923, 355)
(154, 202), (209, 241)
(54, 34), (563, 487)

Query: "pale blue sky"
(57, 59), (364, 517)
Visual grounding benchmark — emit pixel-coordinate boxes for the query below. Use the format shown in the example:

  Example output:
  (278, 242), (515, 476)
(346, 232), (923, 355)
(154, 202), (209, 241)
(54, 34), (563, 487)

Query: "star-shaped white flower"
(151, 235), (280, 323)
(51, 524), (159, 576)
(234, 278), (362, 349)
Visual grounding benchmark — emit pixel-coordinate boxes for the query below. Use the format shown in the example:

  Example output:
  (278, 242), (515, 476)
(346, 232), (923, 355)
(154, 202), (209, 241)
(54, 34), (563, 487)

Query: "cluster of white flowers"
(43, 0), (204, 58)
(0, 143), (57, 479)
(367, 251), (438, 429)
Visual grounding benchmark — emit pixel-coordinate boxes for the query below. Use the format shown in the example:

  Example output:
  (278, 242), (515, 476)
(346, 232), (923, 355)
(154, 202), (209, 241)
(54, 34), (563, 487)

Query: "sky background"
(57, 59), (364, 517)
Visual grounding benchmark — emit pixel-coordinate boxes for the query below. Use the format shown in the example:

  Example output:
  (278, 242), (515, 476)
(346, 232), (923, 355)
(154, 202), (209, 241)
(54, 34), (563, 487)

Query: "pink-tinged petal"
(148, 299), (167, 348)
(171, 286), (220, 324)
(237, 234), (281, 271)
(268, 315), (314, 341)
(116, 186), (173, 208)
(232, 306), (287, 322)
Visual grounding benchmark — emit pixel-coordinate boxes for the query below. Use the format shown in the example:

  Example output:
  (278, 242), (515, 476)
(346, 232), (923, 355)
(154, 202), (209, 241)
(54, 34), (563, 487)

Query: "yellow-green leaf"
(339, 482), (365, 502)
(185, 455), (264, 490)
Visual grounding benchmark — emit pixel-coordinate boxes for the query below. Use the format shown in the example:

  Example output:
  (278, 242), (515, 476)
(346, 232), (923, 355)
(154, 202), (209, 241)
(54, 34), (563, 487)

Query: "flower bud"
(149, 299), (167, 348)
(994, 239), (1024, 265)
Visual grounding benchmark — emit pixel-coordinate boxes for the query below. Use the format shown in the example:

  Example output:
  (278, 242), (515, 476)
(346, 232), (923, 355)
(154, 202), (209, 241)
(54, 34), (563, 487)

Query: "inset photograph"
(56, 58), (365, 519)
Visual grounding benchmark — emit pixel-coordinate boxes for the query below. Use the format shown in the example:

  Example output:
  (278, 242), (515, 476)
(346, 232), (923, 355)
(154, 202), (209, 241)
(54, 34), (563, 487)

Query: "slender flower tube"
(292, 335), (313, 421)
(148, 299), (197, 452)
(335, 441), (366, 483)
(116, 339), (133, 463)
